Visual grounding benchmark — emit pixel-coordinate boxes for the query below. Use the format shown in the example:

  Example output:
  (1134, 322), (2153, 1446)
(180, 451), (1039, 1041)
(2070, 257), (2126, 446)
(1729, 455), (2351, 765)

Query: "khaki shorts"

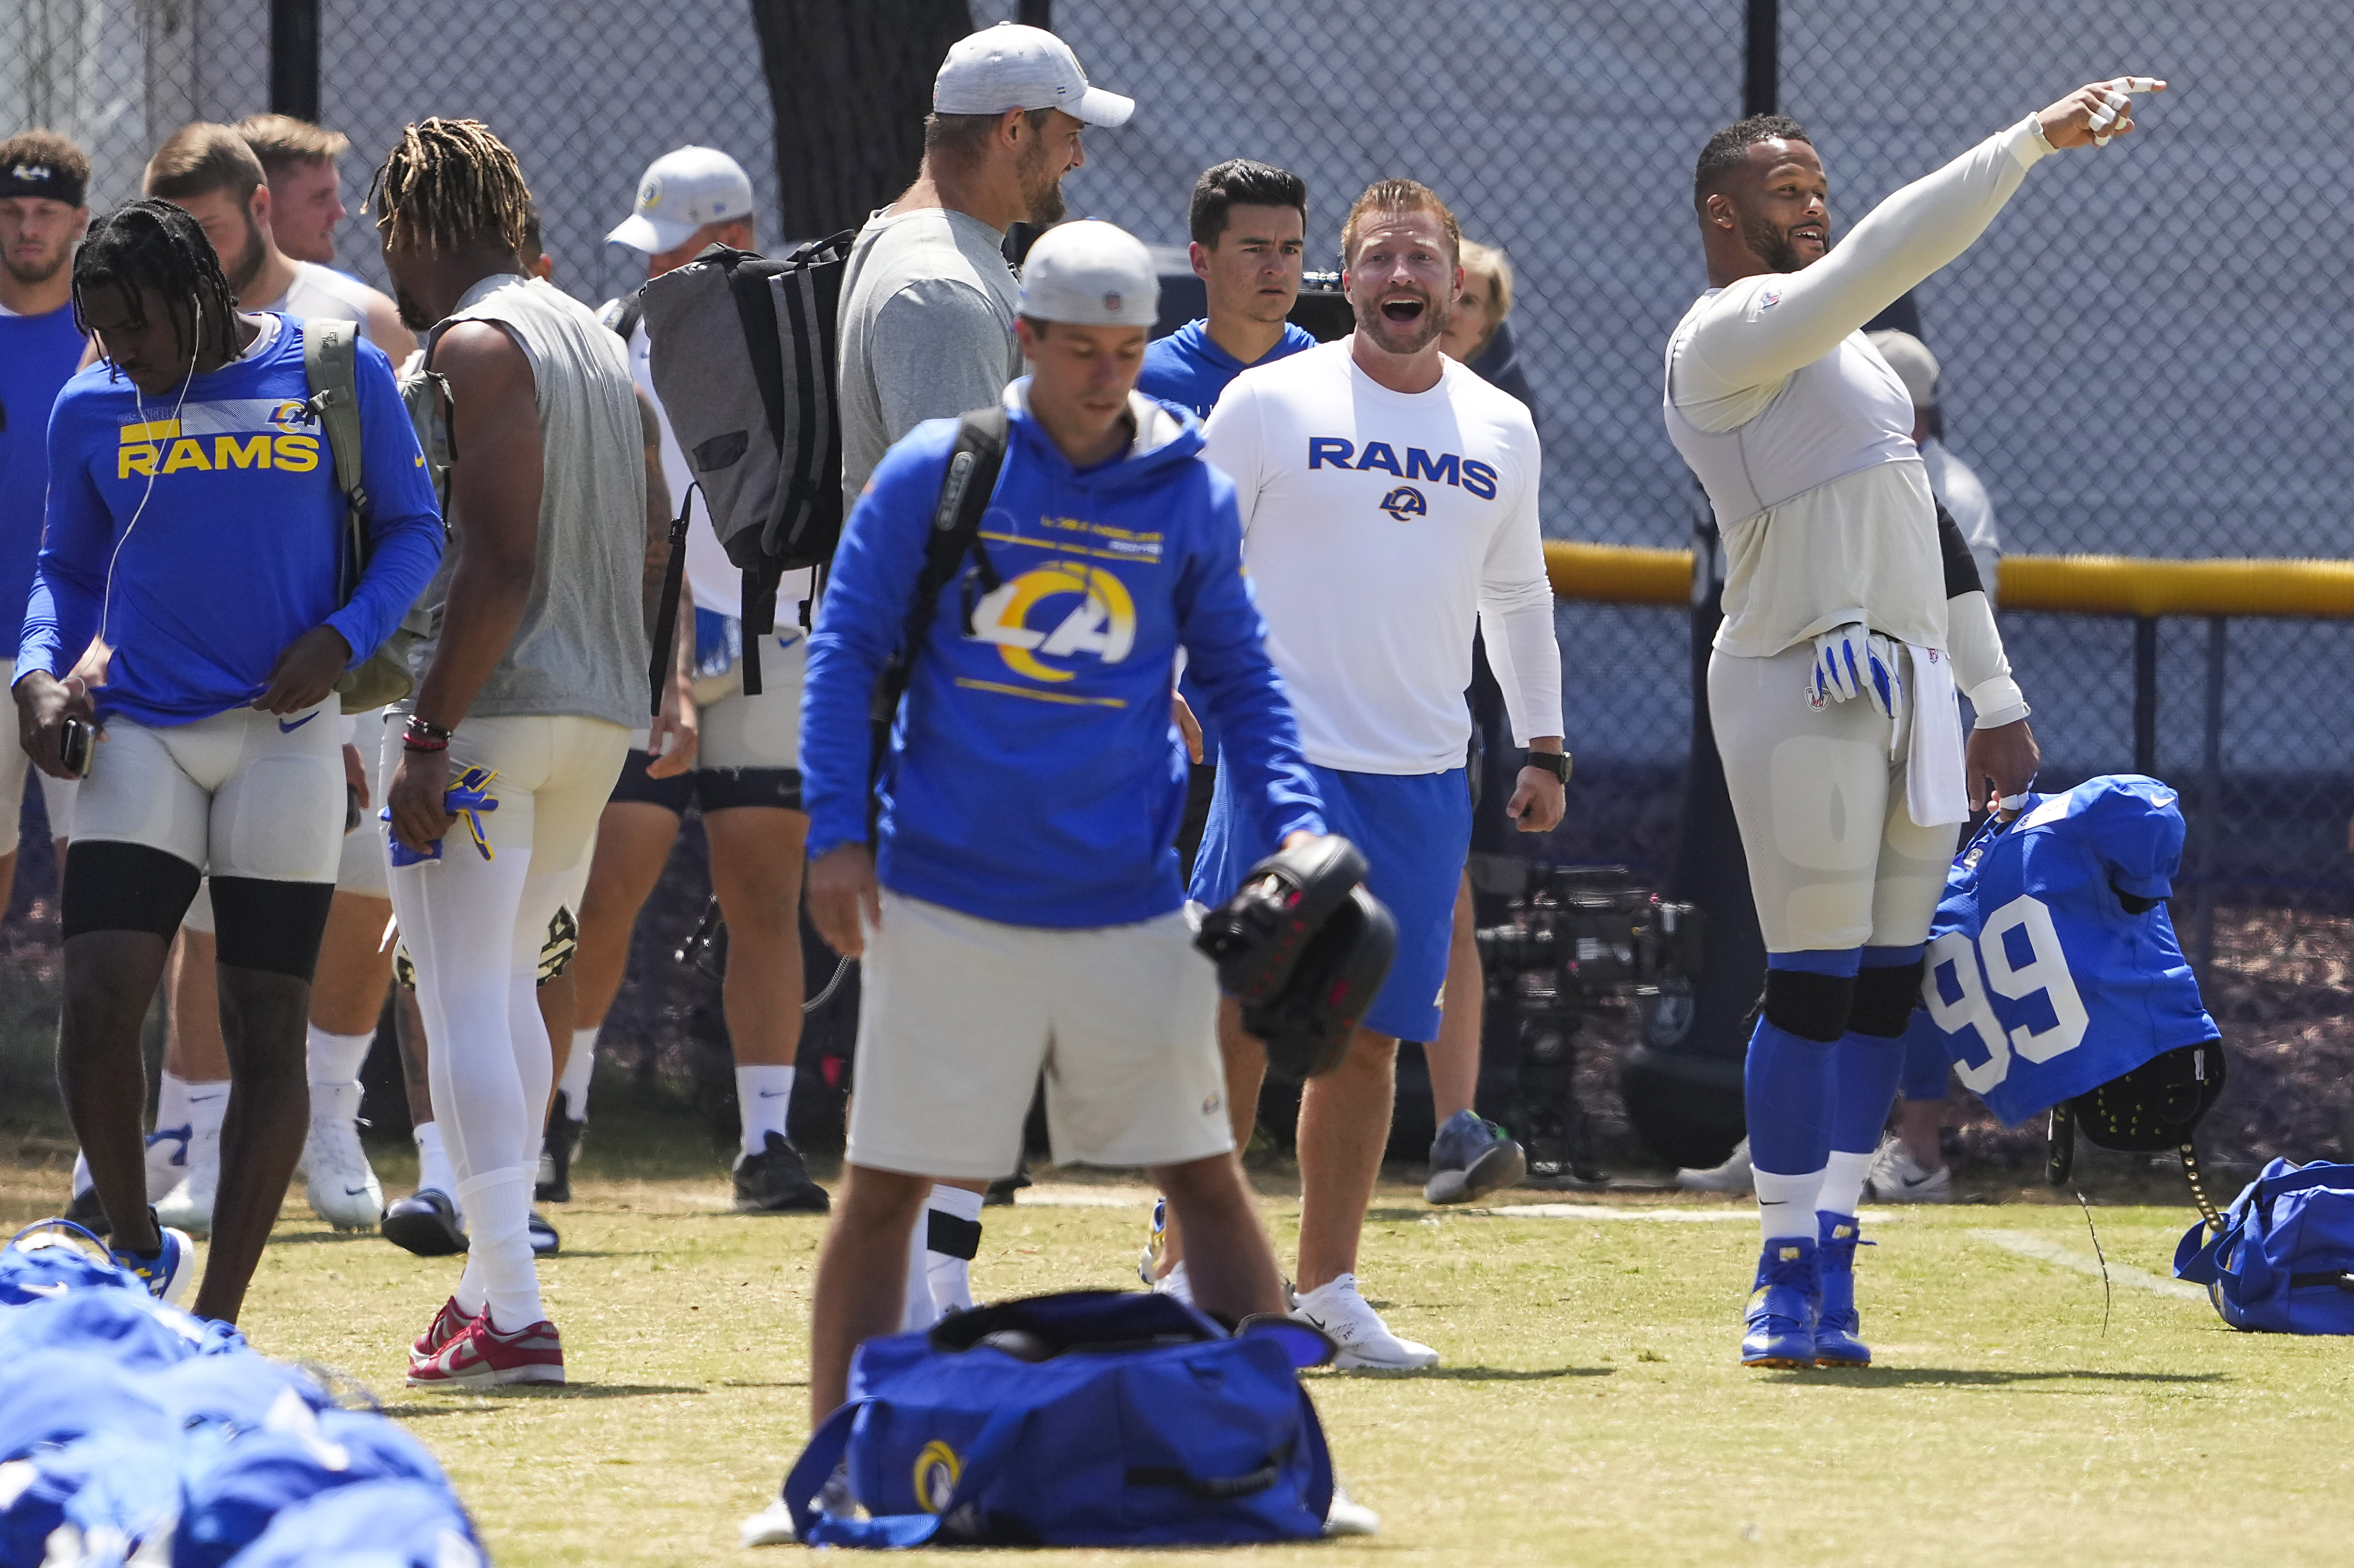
(75, 698), (343, 885)
(845, 891), (1234, 1181)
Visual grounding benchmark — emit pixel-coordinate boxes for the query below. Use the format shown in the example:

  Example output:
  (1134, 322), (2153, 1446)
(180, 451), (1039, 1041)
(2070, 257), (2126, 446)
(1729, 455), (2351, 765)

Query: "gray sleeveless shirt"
(409, 275), (647, 727)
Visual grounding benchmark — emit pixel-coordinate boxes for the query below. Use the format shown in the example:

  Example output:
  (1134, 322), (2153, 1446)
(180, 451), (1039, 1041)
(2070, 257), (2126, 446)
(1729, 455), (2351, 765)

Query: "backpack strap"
(645, 483), (698, 717)
(865, 406), (1010, 846)
(302, 318), (369, 600)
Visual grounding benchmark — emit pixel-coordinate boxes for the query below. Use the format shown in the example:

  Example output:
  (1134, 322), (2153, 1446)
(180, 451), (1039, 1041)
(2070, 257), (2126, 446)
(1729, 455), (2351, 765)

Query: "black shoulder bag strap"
(646, 482), (699, 716)
(865, 405), (1009, 845)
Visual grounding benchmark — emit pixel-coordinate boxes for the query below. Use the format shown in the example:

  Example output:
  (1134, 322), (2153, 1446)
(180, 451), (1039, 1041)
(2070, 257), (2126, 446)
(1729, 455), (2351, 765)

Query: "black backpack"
(626, 229), (858, 705)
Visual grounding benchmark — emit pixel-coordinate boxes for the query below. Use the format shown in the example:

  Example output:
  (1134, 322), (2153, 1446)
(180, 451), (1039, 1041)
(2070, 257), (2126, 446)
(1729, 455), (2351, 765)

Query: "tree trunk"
(748, 0), (974, 243)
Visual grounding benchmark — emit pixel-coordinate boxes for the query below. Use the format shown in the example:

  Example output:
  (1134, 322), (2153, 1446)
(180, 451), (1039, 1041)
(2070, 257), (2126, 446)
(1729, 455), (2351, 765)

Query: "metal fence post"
(1745, 0), (1779, 116)
(2195, 615), (2227, 985)
(269, 0), (320, 122)
(1018, 0), (1053, 29)
(2132, 615), (2159, 776)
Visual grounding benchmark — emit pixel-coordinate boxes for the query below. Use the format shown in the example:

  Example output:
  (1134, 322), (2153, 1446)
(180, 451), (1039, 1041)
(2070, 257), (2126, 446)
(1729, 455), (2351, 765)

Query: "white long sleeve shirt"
(1202, 340), (1563, 775)
(1665, 116), (2053, 666)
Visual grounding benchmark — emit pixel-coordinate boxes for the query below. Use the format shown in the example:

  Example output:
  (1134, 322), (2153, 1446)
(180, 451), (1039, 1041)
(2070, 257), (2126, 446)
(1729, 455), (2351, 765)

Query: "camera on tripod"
(1469, 858), (1703, 1187)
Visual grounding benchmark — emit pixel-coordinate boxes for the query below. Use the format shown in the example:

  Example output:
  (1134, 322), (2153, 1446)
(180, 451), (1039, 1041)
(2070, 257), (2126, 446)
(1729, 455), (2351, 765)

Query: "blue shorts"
(1191, 762), (1469, 1043)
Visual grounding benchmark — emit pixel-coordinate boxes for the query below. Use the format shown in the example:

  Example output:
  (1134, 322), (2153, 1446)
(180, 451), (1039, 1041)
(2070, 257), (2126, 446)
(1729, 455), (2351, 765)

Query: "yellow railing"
(1543, 541), (2354, 620)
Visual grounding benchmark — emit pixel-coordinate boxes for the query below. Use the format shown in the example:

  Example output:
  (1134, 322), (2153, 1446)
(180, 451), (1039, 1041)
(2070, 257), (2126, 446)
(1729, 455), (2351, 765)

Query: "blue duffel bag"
(2174, 1157), (2354, 1333)
(777, 1290), (1335, 1547)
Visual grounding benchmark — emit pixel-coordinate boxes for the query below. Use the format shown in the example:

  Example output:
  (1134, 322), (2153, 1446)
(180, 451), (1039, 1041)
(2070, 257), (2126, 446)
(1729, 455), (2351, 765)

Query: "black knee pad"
(1762, 968), (1856, 1044)
(209, 876), (336, 980)
(1850, 960), (1927, 1039)
(927, 1209), (982, 1261)
(62, 841), (202, 939)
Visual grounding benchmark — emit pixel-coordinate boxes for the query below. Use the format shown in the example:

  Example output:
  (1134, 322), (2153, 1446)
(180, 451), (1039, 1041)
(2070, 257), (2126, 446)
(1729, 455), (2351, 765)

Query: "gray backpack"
(632, 231), (856, 700)
(304, 318), (448, 713)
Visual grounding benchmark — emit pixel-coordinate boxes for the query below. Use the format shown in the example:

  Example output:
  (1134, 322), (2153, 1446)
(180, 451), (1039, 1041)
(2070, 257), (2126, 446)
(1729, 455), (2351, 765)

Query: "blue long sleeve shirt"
(0, 302), (90, 648)
(18, 314), (442, 726)
(802, 383), (1325, 929)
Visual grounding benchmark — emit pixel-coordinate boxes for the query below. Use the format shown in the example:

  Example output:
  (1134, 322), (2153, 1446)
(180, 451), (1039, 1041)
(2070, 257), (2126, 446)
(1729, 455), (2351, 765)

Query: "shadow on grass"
(387, 1383), (705, 1414)
(1758, 1368), (2228, 1388)
(1321, 1365), (1611, 1382)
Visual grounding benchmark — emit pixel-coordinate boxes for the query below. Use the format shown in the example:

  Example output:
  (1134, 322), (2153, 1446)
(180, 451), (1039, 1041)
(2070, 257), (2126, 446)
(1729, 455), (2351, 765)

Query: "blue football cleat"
(1423, 1109), (1528, 1205)
(110, 1211), (195, 1305)
(1742, 1236), (1819, 1367)
(1813, 1211), (1873, 1366)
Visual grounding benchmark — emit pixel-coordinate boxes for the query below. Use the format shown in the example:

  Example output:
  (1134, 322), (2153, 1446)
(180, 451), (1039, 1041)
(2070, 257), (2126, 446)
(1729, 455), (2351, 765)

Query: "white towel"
(1905, 644), (1969, 826)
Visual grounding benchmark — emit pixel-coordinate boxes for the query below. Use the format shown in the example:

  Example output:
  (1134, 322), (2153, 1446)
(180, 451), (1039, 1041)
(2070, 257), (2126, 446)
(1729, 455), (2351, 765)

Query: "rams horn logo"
(1378, 485), (1427, 521)
(266, 400), (314, 431)
(969, 561), (1137, 682)
(913, 1441), (961, 1514)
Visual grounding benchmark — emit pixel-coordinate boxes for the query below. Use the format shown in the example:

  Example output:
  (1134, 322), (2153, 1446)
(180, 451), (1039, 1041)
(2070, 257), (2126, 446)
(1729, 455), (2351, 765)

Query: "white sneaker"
(154, 1133), (221, 1237)
(1675, 1136), (1754, 1194)
(1865, 1136), (1951, 1202)
(303, 1111), (384, 1231)
(1324, 1481), (1381, 1538)
(1151, 1258), (1196, 1308)
(1289, 1275), (1438, 1370)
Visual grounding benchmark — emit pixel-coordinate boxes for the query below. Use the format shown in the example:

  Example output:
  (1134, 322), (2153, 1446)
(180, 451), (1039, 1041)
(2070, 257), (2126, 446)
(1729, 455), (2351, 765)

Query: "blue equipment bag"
(778, 1291), (1335, 1547)
(2174, 1158), (2354, 1333)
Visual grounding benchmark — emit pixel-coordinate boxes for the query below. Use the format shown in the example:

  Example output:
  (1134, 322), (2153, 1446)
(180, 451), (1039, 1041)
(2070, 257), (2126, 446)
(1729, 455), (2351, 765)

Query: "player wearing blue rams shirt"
(14, 200), (440, 1323)
(799, 221), (1323, 1427)
(1916, 774), (2218, 1128)
(0, 130), (95, 912)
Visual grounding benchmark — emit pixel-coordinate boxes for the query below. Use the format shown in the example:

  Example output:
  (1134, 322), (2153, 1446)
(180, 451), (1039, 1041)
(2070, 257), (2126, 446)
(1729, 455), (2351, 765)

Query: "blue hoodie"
(1137, 318), (1318, 422)
(802, 382), (1325, 929)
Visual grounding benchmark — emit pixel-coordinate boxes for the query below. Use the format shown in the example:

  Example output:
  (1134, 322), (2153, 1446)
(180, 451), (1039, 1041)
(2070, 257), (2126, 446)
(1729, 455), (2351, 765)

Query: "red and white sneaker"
(409, 1296), (473, 1371)
(406, 1312), (565, 1388)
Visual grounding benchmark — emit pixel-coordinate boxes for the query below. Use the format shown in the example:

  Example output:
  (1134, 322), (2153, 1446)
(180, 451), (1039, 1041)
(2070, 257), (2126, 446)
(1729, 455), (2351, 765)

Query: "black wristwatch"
(1523, 750), (1571, 783)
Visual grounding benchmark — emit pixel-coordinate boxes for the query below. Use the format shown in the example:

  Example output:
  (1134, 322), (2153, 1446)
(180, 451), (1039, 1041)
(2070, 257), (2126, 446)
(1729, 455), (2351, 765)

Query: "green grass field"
(5, 1114), (2348, 1568)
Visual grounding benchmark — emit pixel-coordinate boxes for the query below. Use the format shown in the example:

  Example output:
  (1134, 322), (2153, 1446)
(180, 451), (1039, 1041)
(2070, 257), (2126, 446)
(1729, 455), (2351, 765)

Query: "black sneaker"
(984, 1160), (1032, 1208)
(732, 1132), (831, 1214)
(63, 1184), (111, 1237)
(537, 1091), (583, 1204)
(528, 1209), (560, 1255)
(381, 1189), (468, 1257)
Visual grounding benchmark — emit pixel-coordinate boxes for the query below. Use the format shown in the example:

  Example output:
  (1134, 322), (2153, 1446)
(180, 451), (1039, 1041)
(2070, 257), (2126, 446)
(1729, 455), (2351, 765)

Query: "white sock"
(1755, 1167), (1825, 1245)
(415, 1121), (460, 1210)
(1816, 1149), (1873, 1221)
(558, 1026), (598, 1118)
(305, 1026), (374, 1123)
(156, 1071), (193, 1138)
(927, 1184), (984, 1316)
(185, 1079), (231, 1146)
(736, 1065), (793, 1158)
(900, 1213), (940, 1333)
(456, 1166), (541, 1332)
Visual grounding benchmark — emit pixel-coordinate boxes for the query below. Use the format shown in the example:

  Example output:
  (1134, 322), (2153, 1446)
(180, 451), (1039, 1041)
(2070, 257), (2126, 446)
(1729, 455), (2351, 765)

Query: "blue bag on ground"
(778, 1290), (1334, 1546)
(229, 1479), (485, 1568)
(2174, 1158), (2354, 1333)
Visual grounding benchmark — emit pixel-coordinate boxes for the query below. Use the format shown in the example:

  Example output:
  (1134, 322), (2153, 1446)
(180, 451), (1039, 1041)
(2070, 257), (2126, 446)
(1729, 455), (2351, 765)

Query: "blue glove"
(1808, 622), (1902, 720)
(383, 765), (500, 868)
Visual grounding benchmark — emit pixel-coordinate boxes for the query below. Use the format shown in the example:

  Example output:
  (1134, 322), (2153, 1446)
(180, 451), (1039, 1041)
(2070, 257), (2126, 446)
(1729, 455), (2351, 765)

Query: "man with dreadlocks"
(14, 197), (442, 1319)
(373, 118), (648, 1390)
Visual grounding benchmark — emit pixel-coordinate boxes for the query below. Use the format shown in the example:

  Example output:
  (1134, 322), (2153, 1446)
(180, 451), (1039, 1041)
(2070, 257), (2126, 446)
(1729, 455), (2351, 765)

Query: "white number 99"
(1920, 894), (2089, 1092)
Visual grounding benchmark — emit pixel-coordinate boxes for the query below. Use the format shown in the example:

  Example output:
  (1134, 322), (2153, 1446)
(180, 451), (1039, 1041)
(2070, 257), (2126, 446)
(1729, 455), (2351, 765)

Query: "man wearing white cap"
(556, 146), (833, 1219)
(797, 220), (1317, 1427)
(836, 21), (1134, 509)
(832, 19), (1134, 1326)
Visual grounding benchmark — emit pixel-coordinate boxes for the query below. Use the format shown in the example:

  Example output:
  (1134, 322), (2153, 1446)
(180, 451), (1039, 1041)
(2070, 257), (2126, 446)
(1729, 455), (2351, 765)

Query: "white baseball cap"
(1867, 329), (1941, 409)
(934, 22), (1134, 128)
(1018, 220), (1158, 329)
(605, 146), (754, 257)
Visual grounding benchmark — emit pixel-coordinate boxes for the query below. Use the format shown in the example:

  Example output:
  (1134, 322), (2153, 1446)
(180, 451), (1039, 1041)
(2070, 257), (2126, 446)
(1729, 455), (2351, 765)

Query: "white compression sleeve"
(1674, 117), (2054, 409)
(1944, 590), (2030, 728)
(1476, 463), (1565, 747)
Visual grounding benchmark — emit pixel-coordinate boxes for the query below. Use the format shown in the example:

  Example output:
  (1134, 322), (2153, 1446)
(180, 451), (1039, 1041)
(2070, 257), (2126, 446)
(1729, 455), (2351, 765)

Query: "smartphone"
(59, 716), (92, 779)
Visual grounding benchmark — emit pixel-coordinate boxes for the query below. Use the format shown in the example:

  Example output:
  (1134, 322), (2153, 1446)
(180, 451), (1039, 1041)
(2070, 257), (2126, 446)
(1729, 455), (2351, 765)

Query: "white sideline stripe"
(1970, 1228), (2209, 1301)
(1483, 1203), (1897, 1224)
(1014, 1186), (1155, 1209)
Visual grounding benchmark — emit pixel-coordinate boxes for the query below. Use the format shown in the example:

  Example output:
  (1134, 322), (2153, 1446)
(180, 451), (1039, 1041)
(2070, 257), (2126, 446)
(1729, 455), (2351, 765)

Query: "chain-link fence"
(4, 0), (2351, 1168)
